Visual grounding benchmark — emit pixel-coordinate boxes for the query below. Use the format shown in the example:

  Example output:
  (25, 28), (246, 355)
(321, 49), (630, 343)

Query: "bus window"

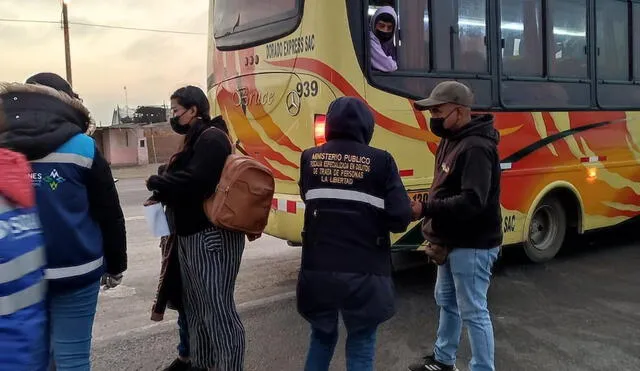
(634, 4), (640, 80)
(455, 0), (487, 73)
(396, 0), (429, 71)
(548, 0), (587, 79)
(500, 0), (543, 77)
(384, 0), (487, 73)
(214, 0), (302, 50)
(596, 0), (630, 81)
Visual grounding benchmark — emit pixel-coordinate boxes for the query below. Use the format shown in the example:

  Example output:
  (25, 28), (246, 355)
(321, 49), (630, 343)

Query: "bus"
(207, 0), (640, 263)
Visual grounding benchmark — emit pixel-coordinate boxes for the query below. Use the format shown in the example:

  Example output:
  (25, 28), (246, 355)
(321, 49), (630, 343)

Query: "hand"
(411, 200), (423, 221)
(144, 199), (158, 207)
(101, 273), (123, 290)
(146, 175), (159, 191)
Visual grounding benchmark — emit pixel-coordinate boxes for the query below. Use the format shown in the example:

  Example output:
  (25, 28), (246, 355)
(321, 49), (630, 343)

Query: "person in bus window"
(297, 97), (412, 371)
(370, 6), (398, 72)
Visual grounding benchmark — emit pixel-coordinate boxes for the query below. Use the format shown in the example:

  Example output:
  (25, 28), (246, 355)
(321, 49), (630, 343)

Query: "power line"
(0, 18), (207, 35)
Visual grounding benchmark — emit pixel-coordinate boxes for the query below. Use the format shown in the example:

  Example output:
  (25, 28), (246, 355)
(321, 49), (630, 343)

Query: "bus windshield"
(214, 0), (302, 49)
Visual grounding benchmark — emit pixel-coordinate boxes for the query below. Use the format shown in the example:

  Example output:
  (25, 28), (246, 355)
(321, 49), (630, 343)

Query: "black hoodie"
(0, 82), (127, 282)
(421, 114), (503, 249)
(297, 97), (411, 333)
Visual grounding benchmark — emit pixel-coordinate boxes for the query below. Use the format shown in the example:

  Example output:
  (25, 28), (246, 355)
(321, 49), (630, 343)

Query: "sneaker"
(407, 354), (459, 371)
(163, 358), (191, 371)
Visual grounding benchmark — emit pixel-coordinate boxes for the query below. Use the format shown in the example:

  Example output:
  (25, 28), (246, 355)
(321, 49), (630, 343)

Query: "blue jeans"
(48, 281), (100, 371)
(433, 247), (500, 371)
(304, 324), (378, 371)
(176, 309), (189, 358)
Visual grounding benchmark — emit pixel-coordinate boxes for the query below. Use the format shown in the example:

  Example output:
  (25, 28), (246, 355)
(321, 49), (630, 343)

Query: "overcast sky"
(0, 0), (210, 125)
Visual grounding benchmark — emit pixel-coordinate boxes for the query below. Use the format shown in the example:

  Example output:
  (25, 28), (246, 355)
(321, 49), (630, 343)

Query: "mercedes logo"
(286, 90), (301, 116)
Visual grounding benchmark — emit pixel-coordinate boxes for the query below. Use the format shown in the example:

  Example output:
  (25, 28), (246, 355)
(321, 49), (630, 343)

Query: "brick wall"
(144, 124), (182, 164)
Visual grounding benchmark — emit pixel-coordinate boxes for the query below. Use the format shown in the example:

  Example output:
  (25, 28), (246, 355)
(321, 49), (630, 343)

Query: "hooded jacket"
(297, 97), (411, 332)
(0, 82), (127, 292)
(0, 148), (48, 371)
(370, 6), (398, 72)
(421, 114), (503, 249)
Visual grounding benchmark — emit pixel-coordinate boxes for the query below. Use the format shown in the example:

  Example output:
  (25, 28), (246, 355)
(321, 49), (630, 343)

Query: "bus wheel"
(523, 197), (566, 263)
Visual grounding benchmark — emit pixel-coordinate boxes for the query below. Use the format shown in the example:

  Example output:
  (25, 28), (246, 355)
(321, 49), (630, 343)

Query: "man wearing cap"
(407, 81), (503, 371)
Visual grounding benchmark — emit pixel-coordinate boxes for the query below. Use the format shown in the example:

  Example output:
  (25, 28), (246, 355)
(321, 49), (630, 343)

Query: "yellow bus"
(208, 0), (640, 263)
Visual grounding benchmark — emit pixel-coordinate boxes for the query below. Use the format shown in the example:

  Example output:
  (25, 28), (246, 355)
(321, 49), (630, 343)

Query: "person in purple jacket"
(370, 6), (398, 72)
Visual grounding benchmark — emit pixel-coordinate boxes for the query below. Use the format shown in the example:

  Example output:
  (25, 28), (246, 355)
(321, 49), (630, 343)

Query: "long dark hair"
(168, 86), (228, 168)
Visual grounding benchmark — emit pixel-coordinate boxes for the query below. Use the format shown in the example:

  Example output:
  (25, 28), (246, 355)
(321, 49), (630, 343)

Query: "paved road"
(92, 178), (640, 371)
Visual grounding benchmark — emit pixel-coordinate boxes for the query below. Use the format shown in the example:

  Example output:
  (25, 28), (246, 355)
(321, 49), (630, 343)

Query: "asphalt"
(90, 178), (640, 371)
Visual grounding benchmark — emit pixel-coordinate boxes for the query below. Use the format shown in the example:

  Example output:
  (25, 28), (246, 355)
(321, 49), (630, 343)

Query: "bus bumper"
(265, 194), (426, 251)
(265, 194), (305, 244)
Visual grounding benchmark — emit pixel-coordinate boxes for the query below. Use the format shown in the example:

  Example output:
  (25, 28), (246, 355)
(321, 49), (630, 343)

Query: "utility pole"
(62, 0), (72, 85)
(124, 86), (129, 118)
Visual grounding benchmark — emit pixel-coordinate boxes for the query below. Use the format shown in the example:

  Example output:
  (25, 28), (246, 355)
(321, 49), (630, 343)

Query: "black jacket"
(297, 97), (411, 332)
(0, 82), (127, 282)
(147, 121), (231, 236)
(421, 114), (503, 249)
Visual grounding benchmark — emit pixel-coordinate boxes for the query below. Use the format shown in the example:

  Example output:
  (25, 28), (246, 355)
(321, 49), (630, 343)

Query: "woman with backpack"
(146, 85), (246, 371)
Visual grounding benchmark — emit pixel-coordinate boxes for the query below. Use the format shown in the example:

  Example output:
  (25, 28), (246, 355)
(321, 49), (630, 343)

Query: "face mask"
(170, 112), (190, 135)
(429, 109), (457, 138)
(375, 29), (394, 43)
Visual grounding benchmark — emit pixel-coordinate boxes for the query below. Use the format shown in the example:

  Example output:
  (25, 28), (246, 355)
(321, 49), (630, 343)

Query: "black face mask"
(375, 29), (394, 43)
(429, 109), (457, 138)
(170, 113), (190, 135)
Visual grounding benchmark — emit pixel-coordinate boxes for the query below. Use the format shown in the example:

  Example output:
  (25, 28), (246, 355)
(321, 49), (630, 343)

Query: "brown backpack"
(203, 128), (275, 241)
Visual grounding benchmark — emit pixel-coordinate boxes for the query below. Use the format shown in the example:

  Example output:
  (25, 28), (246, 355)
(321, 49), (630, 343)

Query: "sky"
(0, 0), (210, 125)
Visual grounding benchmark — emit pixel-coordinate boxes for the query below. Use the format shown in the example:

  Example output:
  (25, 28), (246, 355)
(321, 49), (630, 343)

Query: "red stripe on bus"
(580, 156), (607, 162)
(286, 200), (297, 214)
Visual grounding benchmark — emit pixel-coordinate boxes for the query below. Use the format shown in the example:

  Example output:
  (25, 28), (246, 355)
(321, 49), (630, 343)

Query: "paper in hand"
(144, 203), (170, 237)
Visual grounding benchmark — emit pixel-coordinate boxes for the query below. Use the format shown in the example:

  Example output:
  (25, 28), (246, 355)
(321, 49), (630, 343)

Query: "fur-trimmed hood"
(0, 82), (95, 129)
(0, 82), (96, 160)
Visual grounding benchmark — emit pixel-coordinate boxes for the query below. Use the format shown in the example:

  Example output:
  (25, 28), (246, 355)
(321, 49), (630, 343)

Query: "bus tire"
(523, 196), (567, 263)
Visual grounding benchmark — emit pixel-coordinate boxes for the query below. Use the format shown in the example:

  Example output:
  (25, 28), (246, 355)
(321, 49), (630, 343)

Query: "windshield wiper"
(231, 13), (241, 33)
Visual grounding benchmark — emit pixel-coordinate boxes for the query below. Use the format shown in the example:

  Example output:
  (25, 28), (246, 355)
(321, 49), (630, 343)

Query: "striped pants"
(177, 226), (246, 370)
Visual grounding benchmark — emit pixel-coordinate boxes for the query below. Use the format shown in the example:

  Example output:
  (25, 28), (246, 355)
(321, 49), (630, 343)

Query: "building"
(112, 105), (170, 126)
(142, 122), (183, 164)
(93, 121), (182, 167)
(93, 123), (148, 167)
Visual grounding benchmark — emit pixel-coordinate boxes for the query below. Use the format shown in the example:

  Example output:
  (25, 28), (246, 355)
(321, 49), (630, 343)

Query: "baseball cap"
(414, 81), (474, 111)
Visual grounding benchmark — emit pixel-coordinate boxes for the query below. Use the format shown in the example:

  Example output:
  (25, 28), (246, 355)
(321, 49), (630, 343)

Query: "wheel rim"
(529, 205), (558, 251)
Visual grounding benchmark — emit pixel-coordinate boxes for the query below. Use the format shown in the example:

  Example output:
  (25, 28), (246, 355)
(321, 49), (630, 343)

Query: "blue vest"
(31, 133), (104, 291)
(0, 196), (48, 371)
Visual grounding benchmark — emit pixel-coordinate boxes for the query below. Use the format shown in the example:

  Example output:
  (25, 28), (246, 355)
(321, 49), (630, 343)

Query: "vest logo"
(44, 169), (66, 191)
(441, 163), (450, 173)
(30, 172), (43, 187)
(0, 212), (41, 241)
